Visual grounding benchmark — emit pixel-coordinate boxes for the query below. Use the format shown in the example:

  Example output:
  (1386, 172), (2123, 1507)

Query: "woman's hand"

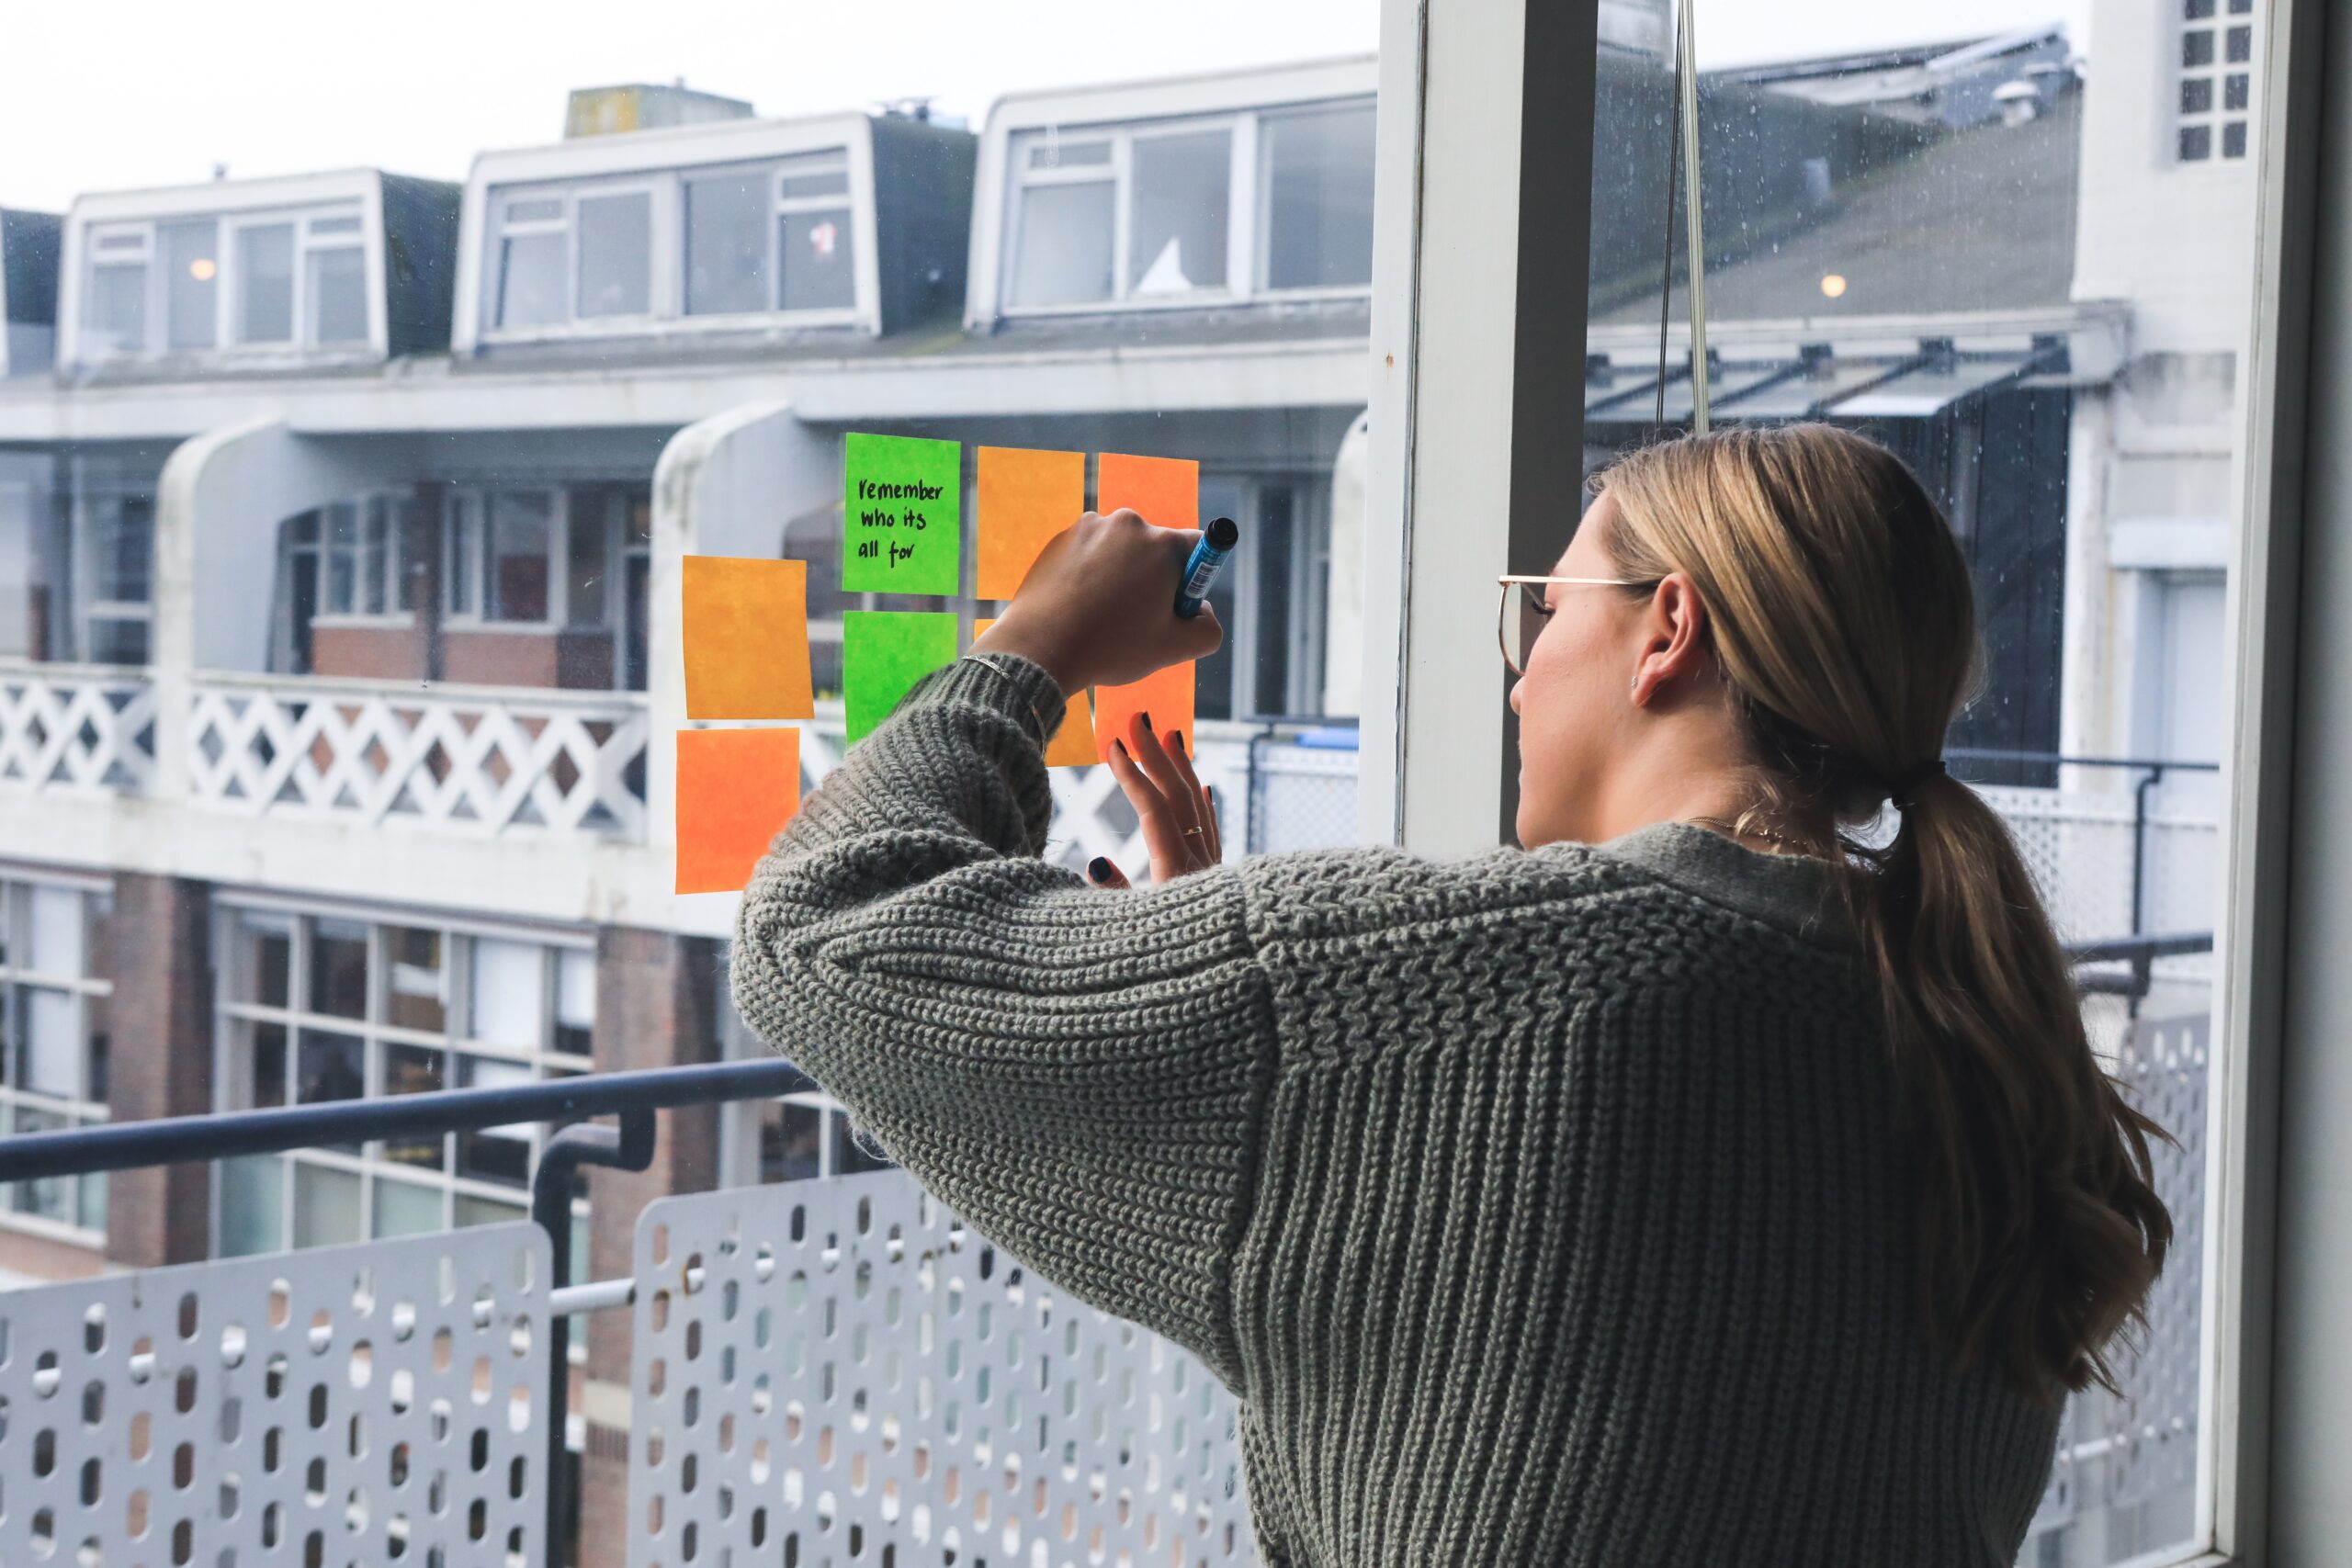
(971, 509), (1223, 694)
(1086, 710), (1224, 886)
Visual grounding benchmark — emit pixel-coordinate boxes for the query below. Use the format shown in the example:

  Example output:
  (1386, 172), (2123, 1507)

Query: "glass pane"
(385, 925), (447, 1032)
(159, 219), (219, 351)
(292, 1163), (363, 1248)
(238, 1019), (288, 1111)
(373, 1178), (445, 1238)
(26, 884), (84, 976)
(496, 230), (566, 329)
(237, 223), (296, 343)
(757, 1100), (823, 1182)
(75, 1157), (107, 1235)
(566, 497), (608, 628)
(322, 502), (358, 615)
(85, 262), (147, 355)
(685, 171), (769, 315)
(219, 1156), (285, 1257)
(576, 190), (652, 318)
(84, 990), (108, 1105)
(233, 912), (294, 1008)
(296, 1029), (366, 1156)
(307, 247), (368, 344)
(485, 492), (552, 622)
(361, 500), (390, 615)
(94, 495), (153, 604)
(554, 948), (594, 1056)
(24, 988), (77, 1097)
(775, 156), (850, 200)
(381, 1043), (447, 1171)
(308, 916), (368, 1018)
(468, 938), (543, 1047)
(778, 208), (856, 311)
(85, 617), (150, 666)
(454, 1055), (535, 1186)
(1128, 130), (1231, 295)
(1263, 103), (1376, 289)
(829, 1108), (892, 1176)
(455, 1194), (526, 1229)
(7, 1106), (72, 1222)
(1010, 181), (1114, 306)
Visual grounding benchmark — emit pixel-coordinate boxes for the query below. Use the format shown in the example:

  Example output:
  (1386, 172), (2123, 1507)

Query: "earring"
(1629, 671), (1641, 697)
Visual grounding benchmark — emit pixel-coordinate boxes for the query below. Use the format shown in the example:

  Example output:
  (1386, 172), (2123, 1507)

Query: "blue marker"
(1175, 516), (1240, 619)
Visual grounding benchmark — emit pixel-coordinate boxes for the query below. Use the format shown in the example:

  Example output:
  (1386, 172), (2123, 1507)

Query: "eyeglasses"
(1497, 574), (1647, 675)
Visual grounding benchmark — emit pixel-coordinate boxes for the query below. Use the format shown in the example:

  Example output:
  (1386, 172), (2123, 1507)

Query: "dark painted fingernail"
(1113, 739), (1129, 760)
(1088, 857), (1114, 883)
(1169, 730), (1186, 757)
(1140, 711), (1153, 731)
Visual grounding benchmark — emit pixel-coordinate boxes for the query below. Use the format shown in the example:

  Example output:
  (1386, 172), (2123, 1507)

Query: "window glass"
(554, 948), (594, 1056)
(577, 190), (652, 318)
(92, 494), (153, 604)
(308, 917), (369, 1018)
(322, 502), (359, 615)
(778, 208), (855, 310)
(27, 885), (85, 977)
(385, 926), (446, 1033)
(1263, 102), (1375, 288)
(497, 228), (566, 329)
(566, 496), (608, 628)
(1011, 180), (1115, 306)
(685, 170), (769, 314)
(484, 491), (553, 622)
(159, 219), (219, 351)
(1129, 130), (1231, 295)
(307, 246), (368, 344)
(85, 260), (147, 355)
(238, 223), (296, 343)
(468, 938), (543, 1048)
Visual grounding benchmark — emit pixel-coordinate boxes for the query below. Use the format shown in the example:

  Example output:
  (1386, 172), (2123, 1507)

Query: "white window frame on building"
(442, 484), (636, 640)
(299, 492), (419, 626)
(2177, 0), (2258, 164)
(0, 869), (114, 1246)
(69, 456), (156, 668)
(209, 897), (594, 1266)
(69, 196), (375, 365)
(966, 58), (1377, 328)
(455, 114), (883, 351)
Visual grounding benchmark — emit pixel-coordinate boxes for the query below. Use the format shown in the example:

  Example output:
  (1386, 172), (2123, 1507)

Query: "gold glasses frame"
(1497, 574), (1648, 675)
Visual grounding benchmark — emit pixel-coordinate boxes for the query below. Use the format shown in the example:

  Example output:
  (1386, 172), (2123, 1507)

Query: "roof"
(1594, 87), (2081, 328)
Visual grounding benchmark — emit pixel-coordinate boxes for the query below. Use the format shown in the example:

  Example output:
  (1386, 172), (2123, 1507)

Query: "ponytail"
(1598, 423), (2173, 1404)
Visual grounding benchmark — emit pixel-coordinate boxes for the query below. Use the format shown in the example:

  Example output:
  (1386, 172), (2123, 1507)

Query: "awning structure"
(1582, 332), (2092, 424)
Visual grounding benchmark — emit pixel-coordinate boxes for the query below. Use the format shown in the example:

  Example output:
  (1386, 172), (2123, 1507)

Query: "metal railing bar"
(549, 1278), (637, 1316)
(1946, 746), (2222, 773)
(0, 1058), (816, 1184)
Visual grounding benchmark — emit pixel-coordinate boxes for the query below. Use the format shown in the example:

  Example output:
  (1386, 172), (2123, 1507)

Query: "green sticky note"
(843, 611), (959, 741)
(843, 433), (962, 595)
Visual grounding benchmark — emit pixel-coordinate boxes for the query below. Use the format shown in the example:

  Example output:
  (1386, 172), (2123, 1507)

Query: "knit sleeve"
(729, 656), (1273, 1387)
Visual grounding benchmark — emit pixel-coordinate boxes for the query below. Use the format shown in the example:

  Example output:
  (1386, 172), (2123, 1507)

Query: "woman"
(732, 423), (2171, 1566)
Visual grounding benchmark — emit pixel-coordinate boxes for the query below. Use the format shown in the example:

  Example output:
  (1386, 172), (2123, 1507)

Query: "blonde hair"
(1596, 423), (2171, 1404)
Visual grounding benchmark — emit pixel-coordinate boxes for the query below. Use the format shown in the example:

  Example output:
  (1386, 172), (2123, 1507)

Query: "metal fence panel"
(0, 1222), (553, 1568)
(625, 1174), (1253, 1568)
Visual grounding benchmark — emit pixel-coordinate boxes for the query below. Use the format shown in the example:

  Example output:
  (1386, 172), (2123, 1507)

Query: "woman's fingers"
(1102, 736), (1200, 885)
(1086, 856), (1131, 890)
(1124, 713), (1212, 862)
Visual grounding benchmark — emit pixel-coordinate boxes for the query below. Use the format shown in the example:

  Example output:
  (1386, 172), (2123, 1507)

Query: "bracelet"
(958, 653), (1057, 744)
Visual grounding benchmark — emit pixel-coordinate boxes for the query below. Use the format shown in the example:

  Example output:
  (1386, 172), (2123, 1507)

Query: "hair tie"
(1886, 758), (1948, 808)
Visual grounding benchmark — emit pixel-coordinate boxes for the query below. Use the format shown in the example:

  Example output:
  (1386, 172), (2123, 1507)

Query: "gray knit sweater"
(732, 655), (2062, 1567)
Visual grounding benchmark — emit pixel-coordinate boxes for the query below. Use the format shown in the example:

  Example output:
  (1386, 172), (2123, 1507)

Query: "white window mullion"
(1229, 111), (1260, 304)
(1111, 132), (1135, 304)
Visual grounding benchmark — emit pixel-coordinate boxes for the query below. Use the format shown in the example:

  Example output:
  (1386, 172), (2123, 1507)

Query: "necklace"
(1685, 814), (1821, 858)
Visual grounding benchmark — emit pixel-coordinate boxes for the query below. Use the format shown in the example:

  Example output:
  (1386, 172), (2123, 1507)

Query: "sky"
(0, 0), (2096, 213)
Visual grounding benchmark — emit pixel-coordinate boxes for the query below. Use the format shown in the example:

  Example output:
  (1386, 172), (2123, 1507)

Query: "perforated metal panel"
(2027, 1010), (2210, 1552)
(627, 1173), (1255, 1568)
(0, 1223), (553, 1568)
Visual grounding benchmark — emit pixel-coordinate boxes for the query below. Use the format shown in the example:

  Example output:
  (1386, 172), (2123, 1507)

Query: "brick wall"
(575, 925), (725, 1568)
(101, 874), (214, 1269)
(310, 619), (430, 681)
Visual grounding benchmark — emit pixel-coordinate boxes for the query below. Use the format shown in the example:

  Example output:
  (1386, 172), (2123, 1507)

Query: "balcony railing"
(0, 659), (157, 796)
(0, 1001), (2211, 1568)
(187, 672), (653, 839)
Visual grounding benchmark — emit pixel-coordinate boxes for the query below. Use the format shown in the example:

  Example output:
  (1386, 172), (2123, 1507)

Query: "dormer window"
(79, 204), (369, 361)
(481, 150), (858, 336)
(997, 95), (1373, 316)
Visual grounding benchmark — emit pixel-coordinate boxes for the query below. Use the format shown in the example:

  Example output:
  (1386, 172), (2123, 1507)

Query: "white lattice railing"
(188, 673), (650, 839)
(798, 715), (1361, 873)
(0, 659), (157, 797)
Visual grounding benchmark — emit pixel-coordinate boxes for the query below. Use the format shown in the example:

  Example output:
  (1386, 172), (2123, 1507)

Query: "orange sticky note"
(676, 728), (801, 894)
(683, 557), (814, 720)
(977, 447), (1086, 601)
(974, 618), (1098, 767)
(1097, 453), (1199, 532)
(1092, 660), (1195, 765)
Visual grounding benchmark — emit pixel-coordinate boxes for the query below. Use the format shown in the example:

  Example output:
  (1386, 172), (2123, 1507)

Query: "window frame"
(996, 93), (1374, 321)
(310, 492), (416, 628)
(477, 152), (865, 344)
(0, 870), (116, 1247)
(208, 897), (595, 1260)
(442, 484), (628, 635)
(73, 198), (375, 364)
(2177, 0), (2260, 166)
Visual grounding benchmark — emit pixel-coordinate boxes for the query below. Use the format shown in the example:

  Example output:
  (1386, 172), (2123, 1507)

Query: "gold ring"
(1182, 827), (1205, 838)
